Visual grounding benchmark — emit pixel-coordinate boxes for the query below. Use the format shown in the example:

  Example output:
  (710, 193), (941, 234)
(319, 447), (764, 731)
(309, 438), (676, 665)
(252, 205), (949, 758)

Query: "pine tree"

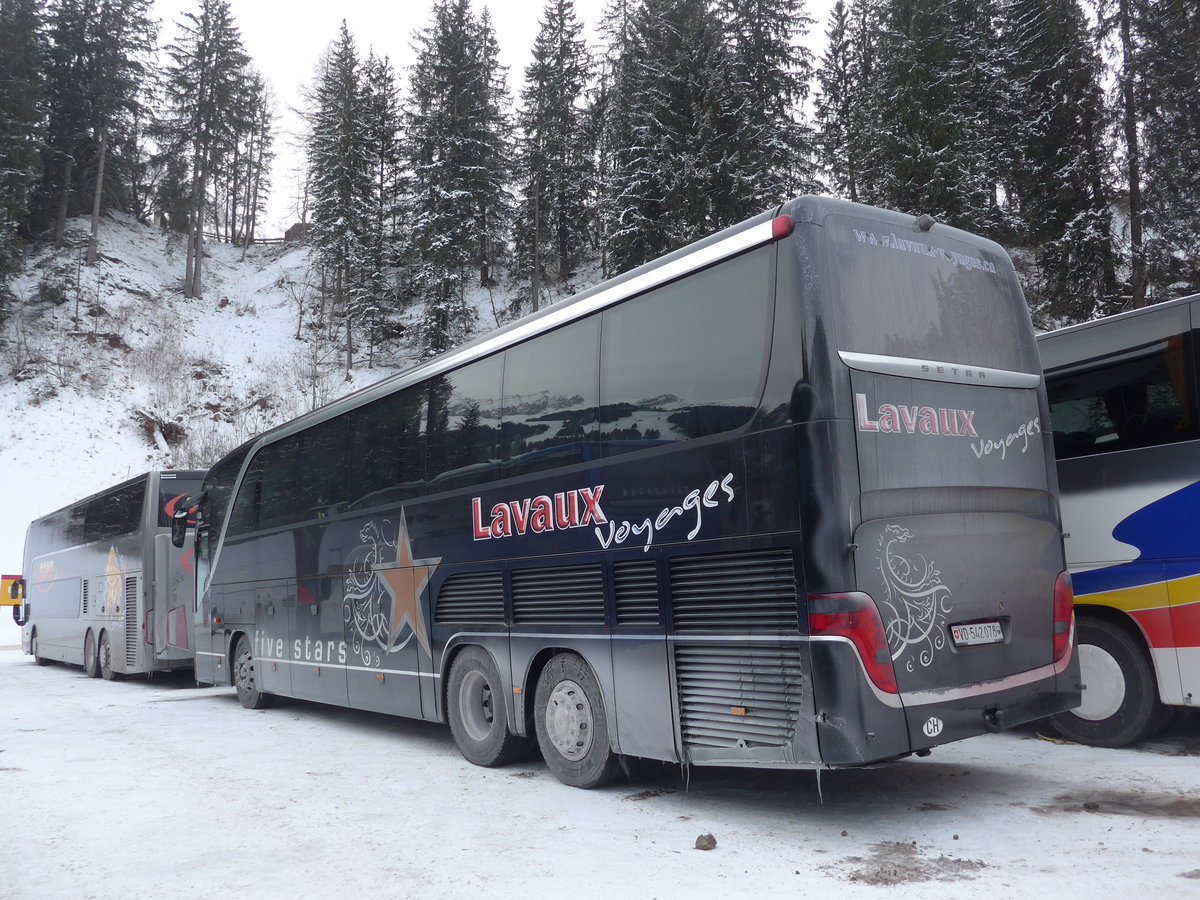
(814, 0), (857, 199)
(404, 0), (511, 358)
(1139, 0), (1200, 300)
(0, 0), (44, 289)
(159, 0), (251, 298)
(600, 0), (739, 273)
(306, 21), (375, 372)
(513, 0), (592, 313)
(358, 50), (405, 363)
(716, 0), (817, 220)
(998, 0), (1118, 323)
(860, 0), (1007, 236)
(33, 0), (156, 258)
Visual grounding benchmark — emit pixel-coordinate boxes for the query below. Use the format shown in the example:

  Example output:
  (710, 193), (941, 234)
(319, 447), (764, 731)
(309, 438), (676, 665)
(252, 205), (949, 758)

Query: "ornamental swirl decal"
(875, 525), (953, 671)
(343, 520), (398, 667)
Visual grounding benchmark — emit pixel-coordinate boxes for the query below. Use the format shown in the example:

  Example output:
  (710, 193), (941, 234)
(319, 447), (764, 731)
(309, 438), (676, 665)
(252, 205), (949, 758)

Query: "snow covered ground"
(2, 646), (1199, 899)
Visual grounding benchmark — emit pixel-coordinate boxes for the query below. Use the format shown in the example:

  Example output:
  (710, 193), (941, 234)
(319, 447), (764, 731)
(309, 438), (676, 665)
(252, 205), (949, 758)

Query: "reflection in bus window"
(599, 248), (772, 456)
(1046, 334), (1196, 459)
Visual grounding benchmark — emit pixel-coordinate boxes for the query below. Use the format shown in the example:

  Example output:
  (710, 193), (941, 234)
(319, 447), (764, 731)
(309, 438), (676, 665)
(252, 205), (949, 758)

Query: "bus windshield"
(824, 214), (1039, 374)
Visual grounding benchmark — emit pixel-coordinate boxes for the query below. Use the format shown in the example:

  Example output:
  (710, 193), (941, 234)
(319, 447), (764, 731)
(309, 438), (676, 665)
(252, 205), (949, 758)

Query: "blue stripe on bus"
(1072, 479), (1200, 595)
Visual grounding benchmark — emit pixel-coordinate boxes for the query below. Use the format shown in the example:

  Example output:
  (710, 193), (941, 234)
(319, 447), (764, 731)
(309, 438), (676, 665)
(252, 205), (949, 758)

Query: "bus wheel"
(534, 653), (620, 789)
(232, 636), (273, 710)
(31, 631), (49, 666)
(447, 647), (528, 767)
(83, 630), (99, 678)
(1049, 617), (1168, 747)
(98, 630), (117, 681)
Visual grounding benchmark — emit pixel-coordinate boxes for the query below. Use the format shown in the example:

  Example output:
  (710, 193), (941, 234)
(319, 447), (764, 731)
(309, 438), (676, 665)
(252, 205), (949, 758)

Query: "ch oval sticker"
(923, 716), (945, 738)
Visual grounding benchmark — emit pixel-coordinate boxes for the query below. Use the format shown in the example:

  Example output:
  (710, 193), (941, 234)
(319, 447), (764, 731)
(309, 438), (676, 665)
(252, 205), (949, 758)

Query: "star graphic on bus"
(372, 509), (440, 658)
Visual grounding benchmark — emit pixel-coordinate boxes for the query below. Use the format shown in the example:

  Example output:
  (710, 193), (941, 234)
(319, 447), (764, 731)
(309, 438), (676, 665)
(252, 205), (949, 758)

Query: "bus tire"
(534, 653), (620, 789)
(232, 635), (273, 710)
(1049, 616), (1168, 747)
(31, 630), (49, 666)
(446, 647), (528, 768)
(98, 630), (118, 680)
(83, 630), (99, 678)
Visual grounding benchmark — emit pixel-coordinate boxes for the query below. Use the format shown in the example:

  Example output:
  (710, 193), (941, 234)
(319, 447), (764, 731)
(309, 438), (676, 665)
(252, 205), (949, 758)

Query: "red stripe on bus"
(1130, 606), (1175, 648)
(1170, 602), (1200, 648)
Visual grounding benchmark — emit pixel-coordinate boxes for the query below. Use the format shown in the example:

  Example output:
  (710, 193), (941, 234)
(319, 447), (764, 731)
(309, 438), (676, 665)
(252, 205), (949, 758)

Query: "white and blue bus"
(178, 197), (1079, 787)
(1040, 294), (1200, 746)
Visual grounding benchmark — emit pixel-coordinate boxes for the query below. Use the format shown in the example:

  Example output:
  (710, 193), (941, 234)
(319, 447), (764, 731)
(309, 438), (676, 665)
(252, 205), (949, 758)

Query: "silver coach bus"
(19, 470), (204, 678)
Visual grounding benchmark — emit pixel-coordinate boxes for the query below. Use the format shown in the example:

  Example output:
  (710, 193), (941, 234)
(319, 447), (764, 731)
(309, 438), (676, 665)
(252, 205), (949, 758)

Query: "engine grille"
(434, 571), (505, 624)
(124, 576), (139, 668)
(511, 564), (605, 625)
(675, 642), (806, 751)
(612, 559), (659, 625)
(669, 548), (799, 633)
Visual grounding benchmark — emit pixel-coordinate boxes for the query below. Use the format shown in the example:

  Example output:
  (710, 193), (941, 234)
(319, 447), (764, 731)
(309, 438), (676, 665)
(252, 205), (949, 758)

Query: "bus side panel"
(611, 636), (677, 761)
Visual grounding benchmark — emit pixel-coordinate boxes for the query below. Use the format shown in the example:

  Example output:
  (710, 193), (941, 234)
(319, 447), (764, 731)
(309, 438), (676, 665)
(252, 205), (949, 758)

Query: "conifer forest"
(1, 0), (1198, 366)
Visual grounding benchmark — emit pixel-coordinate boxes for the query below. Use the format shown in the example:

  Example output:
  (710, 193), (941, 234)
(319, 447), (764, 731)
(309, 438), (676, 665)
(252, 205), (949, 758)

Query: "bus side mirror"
(171, 507), (190, 548)
(9, 579), (22, 601)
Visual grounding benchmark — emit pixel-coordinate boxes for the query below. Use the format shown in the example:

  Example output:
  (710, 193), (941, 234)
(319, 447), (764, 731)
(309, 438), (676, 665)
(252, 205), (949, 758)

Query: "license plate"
(951, 621), (1004, 647)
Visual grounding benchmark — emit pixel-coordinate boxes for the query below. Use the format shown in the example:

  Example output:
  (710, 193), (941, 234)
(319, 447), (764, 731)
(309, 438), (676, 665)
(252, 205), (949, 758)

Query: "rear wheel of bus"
(534, 653), (620, 789)
(446, 647), (528, 767)
(83, 630), (99, 678)
(1049, 616), (1168, 747)
(98, 630), (118, 680)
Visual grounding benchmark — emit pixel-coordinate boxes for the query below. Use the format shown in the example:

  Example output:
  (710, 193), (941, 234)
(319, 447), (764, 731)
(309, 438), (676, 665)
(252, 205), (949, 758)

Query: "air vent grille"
(669, 548), (799, 633)
(124, 576), (139, 668)
(675, 642), (805, 751)
(511, 564), (605, 625)
(434, 571), (505, 624)
(612, 559), (659, 625)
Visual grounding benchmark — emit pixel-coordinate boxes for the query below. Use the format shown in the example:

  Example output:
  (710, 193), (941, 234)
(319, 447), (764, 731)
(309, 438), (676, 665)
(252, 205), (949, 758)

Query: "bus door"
(286, 522), (348, 706)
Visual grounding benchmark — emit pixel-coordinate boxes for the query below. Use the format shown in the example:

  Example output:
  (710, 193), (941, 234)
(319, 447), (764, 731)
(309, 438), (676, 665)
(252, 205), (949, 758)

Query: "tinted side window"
(349, 387), (425, 509)
(600, 247), (772, 455)
(426, 356), (503, 490)
(204, 445), (251, 540)
(289, 419), (350, 521)
(1046, 332), (1197, 459)
(503, 317), (599, 476)
(85, 481), (146, 542)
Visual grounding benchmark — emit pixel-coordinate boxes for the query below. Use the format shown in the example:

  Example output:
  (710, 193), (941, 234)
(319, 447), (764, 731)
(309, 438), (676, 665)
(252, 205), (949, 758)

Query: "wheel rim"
(236, 644), (256, 696)
(458, 669), (496, 742)
(1076, 643), (1126, 721)
(544, 679), (594, 760)
(99, 634), (111, 677)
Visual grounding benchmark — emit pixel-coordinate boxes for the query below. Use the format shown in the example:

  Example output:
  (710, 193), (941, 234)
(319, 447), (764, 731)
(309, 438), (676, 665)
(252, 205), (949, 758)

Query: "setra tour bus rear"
(783, 197), (1081, 764)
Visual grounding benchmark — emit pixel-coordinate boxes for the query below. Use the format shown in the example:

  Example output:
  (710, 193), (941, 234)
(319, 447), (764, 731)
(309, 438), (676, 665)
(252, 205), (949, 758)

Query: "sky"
(152, 0), (837, 235)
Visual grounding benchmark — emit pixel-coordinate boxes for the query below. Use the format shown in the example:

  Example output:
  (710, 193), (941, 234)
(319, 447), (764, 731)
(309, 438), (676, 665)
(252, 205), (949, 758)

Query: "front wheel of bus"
(1049, 617), (1167, 747)
(98, 630), (117, 680)
(233, 636), (273, 710)
(31, 630), (49, 666)
(447, 647), (528, 767)
(83, 630), (99, 678)
(534, 653), (620, 789)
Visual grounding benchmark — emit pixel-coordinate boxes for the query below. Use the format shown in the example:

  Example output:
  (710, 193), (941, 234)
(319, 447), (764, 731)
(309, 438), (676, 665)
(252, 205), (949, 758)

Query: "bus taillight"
(809, 592), (898, 694)
(772, 214), (795, 239)
(1053, 571), (1075, 661)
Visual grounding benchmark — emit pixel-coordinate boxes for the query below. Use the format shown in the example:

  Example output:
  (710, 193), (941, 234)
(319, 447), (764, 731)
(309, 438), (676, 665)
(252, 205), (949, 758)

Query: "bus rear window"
(824, 215), (1038, 373)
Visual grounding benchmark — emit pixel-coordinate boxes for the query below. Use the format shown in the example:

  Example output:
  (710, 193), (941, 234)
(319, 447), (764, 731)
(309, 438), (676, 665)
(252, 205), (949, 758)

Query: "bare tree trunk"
(1118, 0), (1147, 308)
(86, 131), (108, 266)
(55, 157), (73, 248)
(531, 187), (542, 312)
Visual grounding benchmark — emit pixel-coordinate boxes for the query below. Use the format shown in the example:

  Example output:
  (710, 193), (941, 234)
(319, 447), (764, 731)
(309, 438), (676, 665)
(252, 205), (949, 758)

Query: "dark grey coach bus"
(179, 196), (1080, 788)
(19, 470), (204, 678)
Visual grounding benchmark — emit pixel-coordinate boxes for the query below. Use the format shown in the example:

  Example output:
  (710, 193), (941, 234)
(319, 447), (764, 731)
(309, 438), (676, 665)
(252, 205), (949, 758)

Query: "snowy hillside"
(0, 214), (508, 644)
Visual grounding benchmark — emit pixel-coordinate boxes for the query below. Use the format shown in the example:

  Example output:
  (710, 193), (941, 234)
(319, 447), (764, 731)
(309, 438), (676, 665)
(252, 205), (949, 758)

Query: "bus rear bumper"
(813, 637), (1082, 766)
